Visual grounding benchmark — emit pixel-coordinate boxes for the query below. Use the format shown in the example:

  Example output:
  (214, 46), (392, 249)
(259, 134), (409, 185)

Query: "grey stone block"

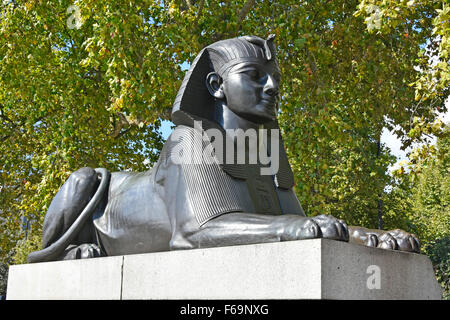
(7, 255), (123, 300)
(7, 239), (442, 300)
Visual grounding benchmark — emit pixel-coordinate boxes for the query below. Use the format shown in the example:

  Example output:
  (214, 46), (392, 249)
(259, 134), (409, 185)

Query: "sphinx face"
(222, 60), (281, 124)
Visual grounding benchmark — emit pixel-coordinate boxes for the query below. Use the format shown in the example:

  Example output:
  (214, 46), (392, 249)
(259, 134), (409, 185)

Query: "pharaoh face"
(208, 59), (281, 124)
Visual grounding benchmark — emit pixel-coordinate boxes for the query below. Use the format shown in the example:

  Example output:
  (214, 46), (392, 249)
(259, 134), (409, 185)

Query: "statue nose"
(264, 75), (279, 97)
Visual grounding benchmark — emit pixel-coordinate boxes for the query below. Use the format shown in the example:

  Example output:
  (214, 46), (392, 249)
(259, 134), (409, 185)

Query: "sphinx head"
(172, 35), (281, 126)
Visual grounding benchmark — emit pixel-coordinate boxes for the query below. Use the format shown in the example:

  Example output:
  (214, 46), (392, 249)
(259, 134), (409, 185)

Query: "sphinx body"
(28, 35), (419, 263)
(32, 122), (321, 261)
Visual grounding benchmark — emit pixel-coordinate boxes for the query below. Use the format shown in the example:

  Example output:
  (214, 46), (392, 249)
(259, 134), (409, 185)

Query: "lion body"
(37, 125), (304, 260)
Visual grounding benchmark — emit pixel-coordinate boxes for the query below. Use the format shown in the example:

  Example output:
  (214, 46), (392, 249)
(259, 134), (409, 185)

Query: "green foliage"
(1, 0), (168, 265)
(423, 237), (450, 300)
(389, 128), (449, 298)
(12, 234), (42, 266)
(276, 0), (448, 229)
(0, 261), (8, 297)
(397, 126), (449, 242)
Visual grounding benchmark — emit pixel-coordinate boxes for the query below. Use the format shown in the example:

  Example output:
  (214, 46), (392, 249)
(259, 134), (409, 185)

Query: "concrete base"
(7, 239), (442, 300)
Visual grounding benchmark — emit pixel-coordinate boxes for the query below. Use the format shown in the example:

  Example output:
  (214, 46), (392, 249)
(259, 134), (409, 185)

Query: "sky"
(381, 97), (449, 171)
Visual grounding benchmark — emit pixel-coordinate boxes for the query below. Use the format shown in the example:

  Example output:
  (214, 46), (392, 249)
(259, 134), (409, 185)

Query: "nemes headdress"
(170, 35), (294, 189)
(172, 35), (277, 124)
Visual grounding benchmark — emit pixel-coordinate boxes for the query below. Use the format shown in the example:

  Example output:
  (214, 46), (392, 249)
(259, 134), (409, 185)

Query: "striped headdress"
(172, 35), (277, 124)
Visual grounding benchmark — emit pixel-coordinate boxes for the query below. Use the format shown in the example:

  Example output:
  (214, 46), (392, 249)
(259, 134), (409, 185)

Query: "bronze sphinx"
(28, 35), (420, 263)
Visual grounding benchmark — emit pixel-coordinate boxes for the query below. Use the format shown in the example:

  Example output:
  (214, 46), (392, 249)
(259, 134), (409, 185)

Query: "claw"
(311, 215), (349, 241)
(339, 219), (349, 241)
(409, 236), (421, 253)
(377, 233), (398, 250)
(301, 218), (321, 239)
(367, 234), (378, 247)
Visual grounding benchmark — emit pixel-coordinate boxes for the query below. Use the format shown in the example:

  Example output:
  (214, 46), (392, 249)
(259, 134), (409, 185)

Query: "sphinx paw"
(279, 215), (348, 242)
(61, 243), (102, 260)
(311, 215), (349, 242)
(377, 229), (420, 253)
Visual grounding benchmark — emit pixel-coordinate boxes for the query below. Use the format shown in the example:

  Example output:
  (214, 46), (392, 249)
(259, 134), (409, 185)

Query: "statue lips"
(260, 98), (278, 117)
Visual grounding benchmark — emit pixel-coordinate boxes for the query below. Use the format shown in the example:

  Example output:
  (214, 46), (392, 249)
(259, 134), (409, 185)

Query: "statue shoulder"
(158, 125), (205, 167)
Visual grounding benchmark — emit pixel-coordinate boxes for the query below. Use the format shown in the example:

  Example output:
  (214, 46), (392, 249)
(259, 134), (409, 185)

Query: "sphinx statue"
(28, 35), (420, 263)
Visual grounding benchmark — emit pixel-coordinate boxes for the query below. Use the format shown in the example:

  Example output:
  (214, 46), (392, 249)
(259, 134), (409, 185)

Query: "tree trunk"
(376, 138), (383, 230)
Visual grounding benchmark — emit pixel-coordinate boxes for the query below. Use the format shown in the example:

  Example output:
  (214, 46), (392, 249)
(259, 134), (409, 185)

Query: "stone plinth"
(7, 239), (441, 300)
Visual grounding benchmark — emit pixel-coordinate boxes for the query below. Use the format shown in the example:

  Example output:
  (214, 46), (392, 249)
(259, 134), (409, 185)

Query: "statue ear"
(206, 72), (225, 99)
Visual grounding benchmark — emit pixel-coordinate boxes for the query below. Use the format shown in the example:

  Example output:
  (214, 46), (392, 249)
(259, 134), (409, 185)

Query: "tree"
(410, 131), (449, 242)
(423, 237), (450, 300)
(1, 0), (448, 273)
(387, 124), (449, 298)
(391, 124), (449, 242)
(0, 261), (8, 297)
(1, 0), (168, 265)
(272, 0), (448, 229)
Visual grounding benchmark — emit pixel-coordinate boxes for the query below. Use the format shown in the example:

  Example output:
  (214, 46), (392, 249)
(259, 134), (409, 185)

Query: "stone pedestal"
(7, 239), (441, 300)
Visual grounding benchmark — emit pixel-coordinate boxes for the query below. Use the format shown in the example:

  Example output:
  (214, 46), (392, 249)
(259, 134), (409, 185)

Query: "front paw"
(61, 243), (102, 260)
(377, 229), (420, 253)
(278, 214), (348, 242)
(311, 215), (349, 242)
(349, 227), (379, 247)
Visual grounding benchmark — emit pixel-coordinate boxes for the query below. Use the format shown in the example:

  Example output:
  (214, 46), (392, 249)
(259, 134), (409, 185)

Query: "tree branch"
(111, 112), (144, 139)
(194, 0), (205, 28)
(237, 0), (255, 28)
(185, 0), (193, 10)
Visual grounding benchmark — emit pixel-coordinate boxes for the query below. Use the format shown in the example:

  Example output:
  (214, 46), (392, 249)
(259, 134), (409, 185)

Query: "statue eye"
(273, 74), (281, 83)
(246, 69), (260, 80)
(272, 72), (281, 83)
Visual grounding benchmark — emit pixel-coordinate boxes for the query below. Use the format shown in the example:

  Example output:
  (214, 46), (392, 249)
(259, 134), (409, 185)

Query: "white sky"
(381, 97), (449, 171)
